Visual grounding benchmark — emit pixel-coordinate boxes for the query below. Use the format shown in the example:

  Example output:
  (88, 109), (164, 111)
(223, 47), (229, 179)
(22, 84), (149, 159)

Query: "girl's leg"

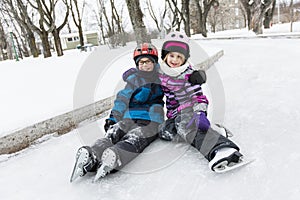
(191, 128), (240, 161)
(174, 108), (240, 161)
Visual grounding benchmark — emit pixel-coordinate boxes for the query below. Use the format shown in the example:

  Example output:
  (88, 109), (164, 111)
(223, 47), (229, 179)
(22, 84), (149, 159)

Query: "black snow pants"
(159, 109), (240, 161)
(91, 119), (159, 170)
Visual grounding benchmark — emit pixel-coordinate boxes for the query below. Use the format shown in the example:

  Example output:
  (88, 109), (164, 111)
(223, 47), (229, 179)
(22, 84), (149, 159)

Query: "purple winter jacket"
(159, 65), (208, 119)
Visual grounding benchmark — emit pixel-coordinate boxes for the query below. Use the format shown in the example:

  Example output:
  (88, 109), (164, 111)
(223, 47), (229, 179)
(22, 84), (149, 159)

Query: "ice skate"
(209, 147), (245, 173)
(94, 148), (121, 181)
(214, 124), (233, 138)
(70, 146), (98, 182)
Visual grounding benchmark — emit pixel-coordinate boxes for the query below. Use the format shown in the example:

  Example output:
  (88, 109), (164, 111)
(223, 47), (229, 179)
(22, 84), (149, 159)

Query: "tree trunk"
(27, 31), (39, 57)
(13, 24), (29, 58)
(201, 10), (210, 37)
(251, 9), (264, 34)
(0, 21), (8, 60)
(264, 0), (276, 28)
(70, 0), (85, 51)
(289, 0), (294, 32)
(190, 0), (215, 37)
(241, 0), (276, 34)
(263, 10), (272, 28)
(12, 32), (23, 59)
(52, 28), (64, 57)
(40, 31), (52, 58)
(182, 0), (191, 36)
(125, 0), (150, 44)
(190, 0), (203, 34)
(78, 25), (85, 51)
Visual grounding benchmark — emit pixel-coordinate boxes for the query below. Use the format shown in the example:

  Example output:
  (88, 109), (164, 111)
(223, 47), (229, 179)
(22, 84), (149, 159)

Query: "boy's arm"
(109, 82), (135, 122)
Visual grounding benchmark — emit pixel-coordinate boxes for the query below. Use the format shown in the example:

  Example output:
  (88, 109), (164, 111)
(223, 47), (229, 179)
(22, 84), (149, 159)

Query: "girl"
(158, 31), (243, 172)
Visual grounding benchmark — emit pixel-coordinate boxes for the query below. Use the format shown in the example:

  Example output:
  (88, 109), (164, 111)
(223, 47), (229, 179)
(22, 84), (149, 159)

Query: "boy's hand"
(104, 119), (116, 132)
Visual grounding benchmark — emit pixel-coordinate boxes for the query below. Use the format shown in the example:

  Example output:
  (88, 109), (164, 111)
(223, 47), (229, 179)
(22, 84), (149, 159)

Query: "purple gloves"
(186, 111), (210, 132)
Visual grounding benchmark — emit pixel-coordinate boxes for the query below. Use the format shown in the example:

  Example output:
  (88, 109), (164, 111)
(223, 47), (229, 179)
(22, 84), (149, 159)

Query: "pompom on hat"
(161, 31), (190, 60)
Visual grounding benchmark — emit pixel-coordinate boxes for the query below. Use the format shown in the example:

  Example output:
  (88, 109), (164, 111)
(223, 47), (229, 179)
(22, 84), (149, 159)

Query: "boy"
(70, 43), (164, 182)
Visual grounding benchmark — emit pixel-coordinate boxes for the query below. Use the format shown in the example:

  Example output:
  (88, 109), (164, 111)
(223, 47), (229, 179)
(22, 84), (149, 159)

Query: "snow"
(0, 50), (90, 136)
(190, 22), (300, 39)
(1, 23), (300, 200)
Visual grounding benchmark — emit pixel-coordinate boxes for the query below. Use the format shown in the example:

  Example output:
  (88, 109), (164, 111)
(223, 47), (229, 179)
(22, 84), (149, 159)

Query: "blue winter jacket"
(109, 68), (164, 124)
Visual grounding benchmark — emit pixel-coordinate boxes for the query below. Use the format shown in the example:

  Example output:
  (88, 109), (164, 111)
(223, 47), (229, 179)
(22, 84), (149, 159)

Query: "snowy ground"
(1, 24), (300, 200)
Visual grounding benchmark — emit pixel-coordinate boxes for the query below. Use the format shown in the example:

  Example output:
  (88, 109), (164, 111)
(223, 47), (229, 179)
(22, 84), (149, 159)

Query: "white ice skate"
(94, 148), (121, 181)
(70, 146), (97, 182)
(209, 148), (252, 173)
(214, 124), (233, 138)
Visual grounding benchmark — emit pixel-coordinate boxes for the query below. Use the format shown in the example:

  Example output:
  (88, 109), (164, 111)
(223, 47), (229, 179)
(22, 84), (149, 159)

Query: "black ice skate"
(209, 148), (248, 173)
(94, 148), (121, 181)
(70, 146), (98, 182)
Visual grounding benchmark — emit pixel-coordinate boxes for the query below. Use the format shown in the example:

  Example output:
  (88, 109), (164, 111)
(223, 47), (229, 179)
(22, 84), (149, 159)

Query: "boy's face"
(165, 52), (185, 68)
(138, 57), (155, 71)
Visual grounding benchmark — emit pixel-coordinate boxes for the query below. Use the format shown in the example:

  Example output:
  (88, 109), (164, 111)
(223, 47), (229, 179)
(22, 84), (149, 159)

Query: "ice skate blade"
(94, 165), (111, 182)
(94, 148), (118, 182)
(213, 158), (255, 173)
(70, 148), (89, 182)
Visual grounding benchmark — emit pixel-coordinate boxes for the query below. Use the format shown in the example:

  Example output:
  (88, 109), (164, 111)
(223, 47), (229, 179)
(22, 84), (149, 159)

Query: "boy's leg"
(95, 121), (158, 179)
(106, 119), (133, 144)
(71, 139), (112, 183)
(109, 120), (159, 168)
(90, 138), (114, 162)
(158, 118), (178, 141)
(71, 137), (113, 177)
(70, 145), (98, 182)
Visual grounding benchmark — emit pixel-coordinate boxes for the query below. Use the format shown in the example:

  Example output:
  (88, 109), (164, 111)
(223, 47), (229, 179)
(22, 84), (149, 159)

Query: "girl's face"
(138, 57), (155, 71)
(165, 52), (185, 68)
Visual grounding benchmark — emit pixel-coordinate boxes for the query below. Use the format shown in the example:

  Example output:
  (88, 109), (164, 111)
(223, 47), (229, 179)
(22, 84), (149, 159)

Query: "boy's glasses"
(138, 60), (153, 65)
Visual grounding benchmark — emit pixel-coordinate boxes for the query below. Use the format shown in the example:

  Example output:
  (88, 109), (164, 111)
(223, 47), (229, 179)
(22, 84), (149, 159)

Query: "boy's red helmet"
(133, 43), (159, 64)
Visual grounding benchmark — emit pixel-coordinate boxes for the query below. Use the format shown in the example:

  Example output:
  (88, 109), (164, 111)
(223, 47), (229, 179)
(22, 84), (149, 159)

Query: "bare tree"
(28, 0), (70, 57)
(166, 0), (184, 31)
(240, 0), (276, 34)
(289, 0), (295, 32)
(182, 0), (191, 36)
(2, 0), (40, 57)
(24, 0), (56, 58)
(94, 0), (127, 47)
(107, 0), (126, 47)
(146, 0), (163, 32)
(70, 0), (85, 51)
(263, 0), (276, 28)
(0, 18), (8, 60)
(125, 0), (150, 44)
(145, 0), (170, 38)
(95, 0), (108, 44)
(165, 0), (190, 35)
(190, 0), (217, 37)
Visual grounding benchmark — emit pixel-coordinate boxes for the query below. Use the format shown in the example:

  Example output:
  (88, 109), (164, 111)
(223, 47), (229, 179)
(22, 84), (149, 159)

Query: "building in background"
(59, 31), (100, 50)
